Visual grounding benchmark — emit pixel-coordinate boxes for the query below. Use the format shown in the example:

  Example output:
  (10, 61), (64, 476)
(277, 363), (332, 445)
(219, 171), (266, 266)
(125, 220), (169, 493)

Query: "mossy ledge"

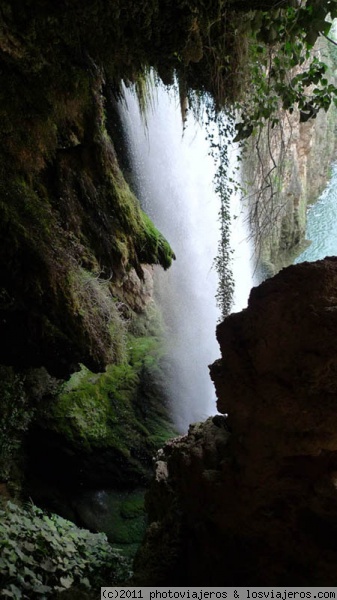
(0, 51), (174, 379)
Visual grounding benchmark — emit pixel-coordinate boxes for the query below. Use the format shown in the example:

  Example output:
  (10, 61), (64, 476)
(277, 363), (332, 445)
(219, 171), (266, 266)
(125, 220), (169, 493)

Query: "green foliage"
(0, 500), (130, 598)
(234, 3), (337, 140)
(202, 102), (236, 320)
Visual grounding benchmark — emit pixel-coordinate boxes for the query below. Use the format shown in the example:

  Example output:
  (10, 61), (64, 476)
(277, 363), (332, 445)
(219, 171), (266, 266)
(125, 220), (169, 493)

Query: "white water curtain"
(120, 82), (253, 431)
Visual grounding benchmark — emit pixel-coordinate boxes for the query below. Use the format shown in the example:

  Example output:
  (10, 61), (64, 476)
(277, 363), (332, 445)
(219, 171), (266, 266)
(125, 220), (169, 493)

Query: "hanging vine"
(203, 100), (238, 320)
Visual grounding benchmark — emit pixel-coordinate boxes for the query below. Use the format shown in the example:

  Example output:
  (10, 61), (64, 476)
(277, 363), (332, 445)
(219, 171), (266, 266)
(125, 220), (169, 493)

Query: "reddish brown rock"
(134, 258), (337, 586)
(213, 256), (337, 461)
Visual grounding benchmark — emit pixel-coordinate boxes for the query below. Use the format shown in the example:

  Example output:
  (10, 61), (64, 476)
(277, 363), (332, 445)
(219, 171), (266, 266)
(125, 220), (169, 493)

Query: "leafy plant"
(234, 2), (337, 140)
(213, 116), (236, 320)
(0, 500), (130, 598)
(196, 99), (237, 320)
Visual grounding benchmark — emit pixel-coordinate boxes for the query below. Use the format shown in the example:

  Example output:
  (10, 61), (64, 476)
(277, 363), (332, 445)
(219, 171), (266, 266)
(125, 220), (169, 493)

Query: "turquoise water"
(295, 164), (337, 264)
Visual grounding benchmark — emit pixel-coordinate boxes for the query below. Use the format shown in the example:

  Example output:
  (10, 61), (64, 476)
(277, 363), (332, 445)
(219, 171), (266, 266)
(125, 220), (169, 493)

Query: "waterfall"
(120, 83), (253, 432)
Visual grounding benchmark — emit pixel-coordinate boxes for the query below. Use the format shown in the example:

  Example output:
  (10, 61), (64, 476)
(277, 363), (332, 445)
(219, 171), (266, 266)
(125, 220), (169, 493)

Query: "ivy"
(203, 100), (236, 320)
(0, 501), (130, 598)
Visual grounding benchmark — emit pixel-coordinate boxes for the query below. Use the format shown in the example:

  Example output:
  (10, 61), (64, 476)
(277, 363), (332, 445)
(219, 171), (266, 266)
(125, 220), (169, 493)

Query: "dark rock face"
(0, 7), (176, 379)
(213, 256), (337, 458)
(134, 258), (337, 585)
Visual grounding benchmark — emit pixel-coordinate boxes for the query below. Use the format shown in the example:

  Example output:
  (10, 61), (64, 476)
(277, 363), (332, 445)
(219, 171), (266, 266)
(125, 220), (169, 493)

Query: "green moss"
(120, 492), (145, 520)
(46, 363), (138, 453)
(0, 177), (55, 250)
(128, 336), (163, 370)
(31, 310), (176, 558)
(51, 375), (111, 449)
(38, 305), (176, 468)
(94, 105), (175, 273)
(138, 211), (176, 270)
(128, 302), (165, 338)
(0, 25), (177, 377)
(99, 491), (146, 548)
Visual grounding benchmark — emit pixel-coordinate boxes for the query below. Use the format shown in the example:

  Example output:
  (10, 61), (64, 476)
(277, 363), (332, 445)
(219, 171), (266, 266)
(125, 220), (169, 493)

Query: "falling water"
(120, 83), (253, 432)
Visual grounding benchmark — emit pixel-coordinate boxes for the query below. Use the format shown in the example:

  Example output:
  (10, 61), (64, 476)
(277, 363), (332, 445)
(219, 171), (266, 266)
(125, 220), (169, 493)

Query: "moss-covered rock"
(25, 306), (176, 535)
(0, 94), (175, 376)
(0, 20), (175, 377)
(34, 332), (174, 456)
(73, 489), (147, 558)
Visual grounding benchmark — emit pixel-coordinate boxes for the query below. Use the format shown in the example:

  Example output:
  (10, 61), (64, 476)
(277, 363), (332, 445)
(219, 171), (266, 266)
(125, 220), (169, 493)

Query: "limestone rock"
(111, 265), (154, 313)
(134, 258), (337, 585)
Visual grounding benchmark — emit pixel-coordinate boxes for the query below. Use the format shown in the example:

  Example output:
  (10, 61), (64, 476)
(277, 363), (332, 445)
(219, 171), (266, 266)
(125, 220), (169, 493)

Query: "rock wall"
(134, 257), (337, 585)
(0, 2), (177, 497)
(243, 39), (337, 279)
